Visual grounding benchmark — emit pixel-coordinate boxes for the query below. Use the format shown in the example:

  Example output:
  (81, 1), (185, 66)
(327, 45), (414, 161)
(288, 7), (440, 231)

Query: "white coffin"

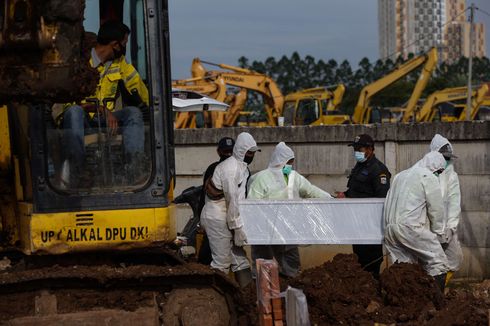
(239, 198), (385, 245)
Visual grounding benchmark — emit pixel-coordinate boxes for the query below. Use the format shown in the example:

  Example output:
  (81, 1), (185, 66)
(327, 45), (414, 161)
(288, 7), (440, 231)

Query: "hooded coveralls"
(248, 142), (332, 277)
(428, 134), (464, 271)
(200, 132), (257, 273)
(383, 151), (450, 276)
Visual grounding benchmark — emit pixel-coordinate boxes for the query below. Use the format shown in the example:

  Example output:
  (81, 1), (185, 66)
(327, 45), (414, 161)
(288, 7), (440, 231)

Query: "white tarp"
(239, 198), (385, 245)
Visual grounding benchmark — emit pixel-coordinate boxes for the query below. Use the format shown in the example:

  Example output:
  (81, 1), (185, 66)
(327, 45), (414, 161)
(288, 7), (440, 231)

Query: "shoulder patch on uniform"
(380, 174), (387, 184)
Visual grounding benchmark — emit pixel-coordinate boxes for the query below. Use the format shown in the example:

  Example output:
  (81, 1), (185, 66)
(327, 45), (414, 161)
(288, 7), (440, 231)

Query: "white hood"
(268, 142), (295, 169)
(233, 132), (258, 162)
(430, 134), (453, 153)
(418, 151), (446, 173)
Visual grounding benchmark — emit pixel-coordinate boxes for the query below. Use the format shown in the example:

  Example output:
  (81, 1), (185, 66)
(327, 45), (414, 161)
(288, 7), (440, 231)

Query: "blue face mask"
(354, 151), (367, 163)
(282, 164), (293, 175)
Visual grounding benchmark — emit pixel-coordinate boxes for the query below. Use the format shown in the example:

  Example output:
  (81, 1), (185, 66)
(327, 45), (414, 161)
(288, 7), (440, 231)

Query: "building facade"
(379, 0), (486, 63)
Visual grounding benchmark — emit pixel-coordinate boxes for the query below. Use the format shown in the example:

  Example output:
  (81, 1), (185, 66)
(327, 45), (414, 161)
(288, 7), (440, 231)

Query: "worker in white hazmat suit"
(384, 151), (450, 291)
(248, 142), (332, 277)
(429, 134), (463, 279)
(200, 132), (259, 287)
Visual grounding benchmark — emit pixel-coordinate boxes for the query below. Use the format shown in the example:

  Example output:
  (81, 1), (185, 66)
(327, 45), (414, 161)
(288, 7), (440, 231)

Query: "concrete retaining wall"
(173, 121), (490, 279)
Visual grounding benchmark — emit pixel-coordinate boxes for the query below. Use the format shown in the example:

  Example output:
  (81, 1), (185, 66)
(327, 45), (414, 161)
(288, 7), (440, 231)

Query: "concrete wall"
(173, 121), (490, 279)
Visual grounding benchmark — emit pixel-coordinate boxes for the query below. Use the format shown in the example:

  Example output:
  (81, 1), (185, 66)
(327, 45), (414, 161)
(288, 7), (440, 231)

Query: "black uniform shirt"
(345, 155), (391, 198)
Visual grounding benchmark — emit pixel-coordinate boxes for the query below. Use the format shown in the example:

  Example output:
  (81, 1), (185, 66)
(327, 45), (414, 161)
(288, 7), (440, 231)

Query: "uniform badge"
(380, 174), (387, 185)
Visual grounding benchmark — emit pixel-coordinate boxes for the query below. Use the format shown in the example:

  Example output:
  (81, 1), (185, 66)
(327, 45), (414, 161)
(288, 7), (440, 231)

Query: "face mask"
(282, 164), (293, 176)
(354, 151), (367, 163)
(113, 42), (126, 59)
(243, 155), (254, 164)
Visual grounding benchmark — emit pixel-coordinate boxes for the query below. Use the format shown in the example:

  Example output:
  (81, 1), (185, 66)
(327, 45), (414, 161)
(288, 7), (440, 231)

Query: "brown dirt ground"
(242, 254), (490, 326)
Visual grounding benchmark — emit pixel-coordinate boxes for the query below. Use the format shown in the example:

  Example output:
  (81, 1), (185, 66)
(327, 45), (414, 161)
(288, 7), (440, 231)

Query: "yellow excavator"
(415, 84), (489, 122)
(352, 48), (438, 124)
(0, 0), (242, 324)
(192, 58), (284, 126)
(282, 84), (349, 125)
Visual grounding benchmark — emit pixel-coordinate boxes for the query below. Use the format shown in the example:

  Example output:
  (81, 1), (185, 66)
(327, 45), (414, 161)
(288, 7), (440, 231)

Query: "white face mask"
(354, 151), (367, 163)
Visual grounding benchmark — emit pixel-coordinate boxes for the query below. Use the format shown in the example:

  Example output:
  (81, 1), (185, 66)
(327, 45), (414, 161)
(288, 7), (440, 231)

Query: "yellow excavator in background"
(192, 58), (284, 126)
(415, 84), (489, 122)
(0, 0), (242, 324)
(352, 48), (438, 124)
(282, 84), (349, 125)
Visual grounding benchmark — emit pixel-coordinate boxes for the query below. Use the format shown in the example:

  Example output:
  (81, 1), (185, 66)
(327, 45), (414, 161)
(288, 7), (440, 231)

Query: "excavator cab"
(1, 0), (175, 254)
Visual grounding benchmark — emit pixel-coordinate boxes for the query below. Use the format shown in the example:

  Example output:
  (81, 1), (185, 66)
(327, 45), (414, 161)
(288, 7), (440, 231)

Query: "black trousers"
(353, 244), (383, 278)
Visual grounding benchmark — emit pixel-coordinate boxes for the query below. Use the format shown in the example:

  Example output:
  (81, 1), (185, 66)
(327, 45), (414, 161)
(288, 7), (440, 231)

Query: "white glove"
(233, 227), (248, 247)
(437, 233), (448, 244)
(444, 228), (454, 244)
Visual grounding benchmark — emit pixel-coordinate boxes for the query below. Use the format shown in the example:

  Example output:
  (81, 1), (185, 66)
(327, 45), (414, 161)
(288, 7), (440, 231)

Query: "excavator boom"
(352, 48), (437, 124)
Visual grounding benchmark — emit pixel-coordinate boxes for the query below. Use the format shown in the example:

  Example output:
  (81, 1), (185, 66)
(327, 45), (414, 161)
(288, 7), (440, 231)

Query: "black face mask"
(113, 42), (126, 59)
(243, 155), (254, 164)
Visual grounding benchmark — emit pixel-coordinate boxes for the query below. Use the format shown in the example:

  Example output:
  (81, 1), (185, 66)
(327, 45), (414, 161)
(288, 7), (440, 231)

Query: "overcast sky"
(169, 0), (490, 79)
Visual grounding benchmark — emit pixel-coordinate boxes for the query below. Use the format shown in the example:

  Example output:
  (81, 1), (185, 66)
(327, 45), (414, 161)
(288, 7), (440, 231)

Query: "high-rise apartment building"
(379, 0), (486, 63)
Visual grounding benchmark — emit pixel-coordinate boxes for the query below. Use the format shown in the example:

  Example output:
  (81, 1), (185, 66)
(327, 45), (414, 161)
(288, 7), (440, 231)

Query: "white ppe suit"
(430, 134), (463, 271)
(248, 142), (332, 277)
(383, 151), (450, 276)
(200, 132), (257, 273)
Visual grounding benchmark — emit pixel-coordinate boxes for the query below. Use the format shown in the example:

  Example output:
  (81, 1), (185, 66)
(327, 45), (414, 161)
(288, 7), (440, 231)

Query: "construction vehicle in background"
(0, 0), (242, 324)
(282, 84), (349, 125)
(352, 48), (438, 124)
(192, 57), (285, 126)
(415, 84), (489, 122)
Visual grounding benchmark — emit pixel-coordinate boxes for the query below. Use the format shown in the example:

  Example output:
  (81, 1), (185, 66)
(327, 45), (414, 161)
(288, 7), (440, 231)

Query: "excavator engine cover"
(0, 0), (98, 103)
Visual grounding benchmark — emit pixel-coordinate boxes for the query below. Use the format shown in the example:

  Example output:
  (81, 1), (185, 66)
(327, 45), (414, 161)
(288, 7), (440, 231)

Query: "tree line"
(237, 52), (490, 115)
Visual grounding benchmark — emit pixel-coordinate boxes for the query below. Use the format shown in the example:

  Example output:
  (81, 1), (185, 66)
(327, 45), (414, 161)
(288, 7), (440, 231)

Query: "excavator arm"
(352, 48), (437, 124)
(192, 58), (284, 126)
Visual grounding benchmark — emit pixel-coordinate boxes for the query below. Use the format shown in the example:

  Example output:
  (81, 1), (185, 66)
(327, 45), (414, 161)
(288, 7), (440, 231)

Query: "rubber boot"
(235, 268), (253, 288)
(434, 273), (447, 293)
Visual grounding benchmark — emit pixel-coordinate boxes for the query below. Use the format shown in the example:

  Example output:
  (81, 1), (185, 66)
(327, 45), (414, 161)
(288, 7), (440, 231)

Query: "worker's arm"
(445, 169), (461, 230)
(247, 172), (268, 199)
(423, 175), (446, 235)
(372, 167), (391, 198)
(213, 163), (243, 230)
(297, 173), (332, 199)
(121, 59), (149, 107)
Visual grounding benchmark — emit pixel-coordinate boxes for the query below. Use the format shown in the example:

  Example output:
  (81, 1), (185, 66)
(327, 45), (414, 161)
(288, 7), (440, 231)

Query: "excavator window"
(296, 99), (319, 125)
(283, 101), (296, 126)
(44, 0), (153, 195)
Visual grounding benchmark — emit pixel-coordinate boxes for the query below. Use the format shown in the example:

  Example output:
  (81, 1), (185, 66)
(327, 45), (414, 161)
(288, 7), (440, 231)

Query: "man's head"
(97, 21), (130, 60)
(234, 132), (260, 164)
(348, 134), (374, 163)
(419, 151), (446, 175)
(217, 137), (235, 161)
(430, 134), (457, 161)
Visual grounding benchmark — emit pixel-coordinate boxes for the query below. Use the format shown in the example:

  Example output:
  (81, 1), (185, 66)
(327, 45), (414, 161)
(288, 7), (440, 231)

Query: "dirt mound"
(287, 254), (490, 325)
(290, 254), (380, 325)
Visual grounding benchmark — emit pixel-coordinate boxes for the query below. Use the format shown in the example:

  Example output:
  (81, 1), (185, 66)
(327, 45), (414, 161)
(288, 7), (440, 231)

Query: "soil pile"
(289, 254), (490, 325)
(290, 254), (380, 325)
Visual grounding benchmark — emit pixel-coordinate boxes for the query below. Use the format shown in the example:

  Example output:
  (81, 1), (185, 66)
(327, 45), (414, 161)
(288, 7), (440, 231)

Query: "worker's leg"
(395, 225), (449, 276)
(112, 106), (144, 159)
(200, 216), (233, 274)
(62, 105), (88, 186)
(353, 244), (384, 278)
(384, 225), (419, 265)
(274, 245), (301, 278)
(444, 229), (463, 272)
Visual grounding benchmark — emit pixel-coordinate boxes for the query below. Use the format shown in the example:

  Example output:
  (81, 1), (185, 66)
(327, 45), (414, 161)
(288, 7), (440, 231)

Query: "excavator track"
(0, 248), (246, 326)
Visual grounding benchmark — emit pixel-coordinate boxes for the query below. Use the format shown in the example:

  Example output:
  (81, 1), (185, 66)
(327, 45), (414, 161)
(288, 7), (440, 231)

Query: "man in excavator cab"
(57, 21), (149, 189)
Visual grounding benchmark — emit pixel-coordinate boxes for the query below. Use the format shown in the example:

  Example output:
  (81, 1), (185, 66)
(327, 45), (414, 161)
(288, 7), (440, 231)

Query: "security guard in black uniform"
(336, 134), (391, 278)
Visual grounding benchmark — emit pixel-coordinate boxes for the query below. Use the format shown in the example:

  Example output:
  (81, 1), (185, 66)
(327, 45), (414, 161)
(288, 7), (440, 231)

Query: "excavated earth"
(243, 254), (490, 326)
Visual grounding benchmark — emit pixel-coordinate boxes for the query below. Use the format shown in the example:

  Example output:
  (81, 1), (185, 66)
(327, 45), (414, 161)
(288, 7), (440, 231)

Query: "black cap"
(217, 137), (235, 151)
(348, 134), (374, 148)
